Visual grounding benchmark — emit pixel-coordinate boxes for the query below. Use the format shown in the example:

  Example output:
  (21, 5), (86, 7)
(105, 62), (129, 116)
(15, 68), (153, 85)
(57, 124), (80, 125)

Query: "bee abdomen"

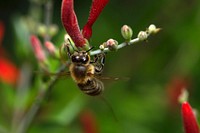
(78, 78), (104, 96)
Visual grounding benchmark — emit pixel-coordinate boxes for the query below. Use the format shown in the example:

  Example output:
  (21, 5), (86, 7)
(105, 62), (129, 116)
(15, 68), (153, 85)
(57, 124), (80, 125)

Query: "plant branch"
(90, 24), (160, 56)
(16, 64), (67, 133)
(17, 23), (159, 133)
(11, 63), (32, 133)
(90, 38), (140, 56)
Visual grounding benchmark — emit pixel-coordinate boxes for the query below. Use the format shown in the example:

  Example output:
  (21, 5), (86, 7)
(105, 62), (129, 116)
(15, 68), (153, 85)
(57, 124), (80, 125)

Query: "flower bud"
(81, 39), (91, 51)
(49, 24), (58, 37)
(178, 89), (189, 104)
(59, 43), (70, 61)
(148, 24), (161, 34)
(64, 34), (78, 51)
(64, 34), (72, 43)
(99, 44), (105, 50)
(99, 42), (108, 50)
(30, 35), (46, 63)
(106, 39), (118, 51)
(137, 31), (148, 41)
(121, 25), (133, 41)
(64, 34), (76, 48)
(45, 41), (56, 55)
(37, 24), (47, 37)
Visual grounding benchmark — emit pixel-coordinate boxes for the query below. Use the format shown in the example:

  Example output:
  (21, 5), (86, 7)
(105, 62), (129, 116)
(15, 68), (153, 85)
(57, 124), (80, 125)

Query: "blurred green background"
(0, 0), (200, 133)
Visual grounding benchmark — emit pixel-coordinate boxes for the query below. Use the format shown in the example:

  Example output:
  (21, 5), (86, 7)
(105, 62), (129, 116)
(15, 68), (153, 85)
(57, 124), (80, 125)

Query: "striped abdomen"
(77, 78), (104, 96)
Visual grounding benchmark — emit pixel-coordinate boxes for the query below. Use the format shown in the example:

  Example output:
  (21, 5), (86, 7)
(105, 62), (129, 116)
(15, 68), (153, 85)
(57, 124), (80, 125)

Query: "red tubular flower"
(82, 0), (109, 40)
(181, 102), (199, 133)
(61, 0), (109, 47)
(61, 0), (86, 47)
(30, 35), (46, 62)
(80, 110), (99, 133)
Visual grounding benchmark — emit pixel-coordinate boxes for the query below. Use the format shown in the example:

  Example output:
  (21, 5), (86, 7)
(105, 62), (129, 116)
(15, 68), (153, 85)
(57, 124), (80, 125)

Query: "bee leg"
(90, 55), (98, 63)
(94, 53), (105, 75)
(65, 44), (72, 59)
(91, 53), (105, 63)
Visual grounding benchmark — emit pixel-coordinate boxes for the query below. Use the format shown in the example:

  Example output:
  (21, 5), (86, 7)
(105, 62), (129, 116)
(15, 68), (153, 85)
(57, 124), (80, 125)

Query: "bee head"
(71, 52), (90, 64)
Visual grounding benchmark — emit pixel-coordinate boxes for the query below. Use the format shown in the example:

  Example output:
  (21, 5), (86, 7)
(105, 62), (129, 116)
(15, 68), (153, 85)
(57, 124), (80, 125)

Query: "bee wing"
(95, 75), (130, 81)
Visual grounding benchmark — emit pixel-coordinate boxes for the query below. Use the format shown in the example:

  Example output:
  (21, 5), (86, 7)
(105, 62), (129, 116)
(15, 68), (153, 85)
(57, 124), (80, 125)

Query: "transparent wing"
(94, 75), (130, 81)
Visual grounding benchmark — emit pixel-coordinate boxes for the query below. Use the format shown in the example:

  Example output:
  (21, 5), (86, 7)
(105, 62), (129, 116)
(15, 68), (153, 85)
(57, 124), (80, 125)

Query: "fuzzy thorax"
(69, 63), (95, 84)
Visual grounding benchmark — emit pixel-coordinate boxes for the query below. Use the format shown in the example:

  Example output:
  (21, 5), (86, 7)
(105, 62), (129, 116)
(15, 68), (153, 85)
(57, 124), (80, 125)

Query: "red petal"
(82, 0), (109, 40)
(61, 0), (86, 47)
(0, 57), (19, 85)
(182, 102), (199, 133)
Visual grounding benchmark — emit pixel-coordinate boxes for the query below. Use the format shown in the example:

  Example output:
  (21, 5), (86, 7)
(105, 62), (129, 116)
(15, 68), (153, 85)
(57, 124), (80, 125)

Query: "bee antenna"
(68, 38), (79, 52)
(86, 46), (95, 53)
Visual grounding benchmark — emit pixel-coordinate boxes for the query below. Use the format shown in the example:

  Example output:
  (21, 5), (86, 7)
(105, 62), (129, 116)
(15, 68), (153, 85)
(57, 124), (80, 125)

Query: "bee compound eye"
(71, 55), (79, 62)
(81, 56), (89, 64)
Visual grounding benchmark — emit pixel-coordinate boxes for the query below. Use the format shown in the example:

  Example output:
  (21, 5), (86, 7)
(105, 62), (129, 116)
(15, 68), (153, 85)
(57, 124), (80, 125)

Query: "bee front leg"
(65, 44), (72, 59)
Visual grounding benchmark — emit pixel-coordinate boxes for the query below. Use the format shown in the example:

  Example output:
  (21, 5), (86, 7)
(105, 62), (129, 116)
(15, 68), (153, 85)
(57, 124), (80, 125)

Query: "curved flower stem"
(90, 24), (160, 56)
(90, 38), (140, 56)
(90, 24), (161, 55)
(16, 64), (68, 133)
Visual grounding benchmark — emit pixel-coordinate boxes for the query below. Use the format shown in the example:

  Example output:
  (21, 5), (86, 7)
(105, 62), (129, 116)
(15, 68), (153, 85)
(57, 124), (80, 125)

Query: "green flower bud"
(178, 89), (189, 104)
(80, 39), (91, 51)
(64, 34), (78, 51)
(106, 39), (118, 51)
(121, 25), (133, 41)
(44, 41), (60, 58)
(64, 34), (73, 44)
(148, 24), (161, 34)
(137, 31), (148, 41)
(45, 41), (56, 55)
(59, 43), (71, 61)
(49, 24), (58, 37)
(37, 24), (47, 37)
(99, 44), (105, 50)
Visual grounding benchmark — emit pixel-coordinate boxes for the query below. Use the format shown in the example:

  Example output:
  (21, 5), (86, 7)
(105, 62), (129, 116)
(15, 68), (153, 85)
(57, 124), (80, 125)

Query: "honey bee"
(66, 46), (106, 96)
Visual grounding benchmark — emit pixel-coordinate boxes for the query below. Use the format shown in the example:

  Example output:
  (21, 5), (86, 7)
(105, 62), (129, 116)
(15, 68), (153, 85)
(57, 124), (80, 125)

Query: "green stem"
(16, 64), (67, 133)
(90, 38), (140, 56)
